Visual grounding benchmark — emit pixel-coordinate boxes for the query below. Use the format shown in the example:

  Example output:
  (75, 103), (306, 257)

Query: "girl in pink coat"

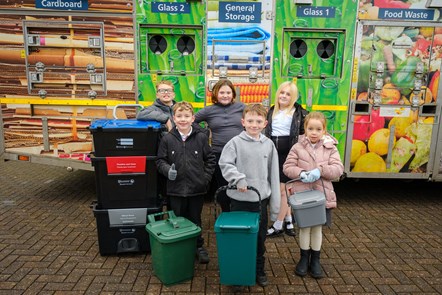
(283, 112), (344, 279)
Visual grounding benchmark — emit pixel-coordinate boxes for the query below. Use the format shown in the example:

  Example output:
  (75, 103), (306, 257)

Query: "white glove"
(306, 168), (321, 182)
(300, 171), (309, 183)
(168, 164), (177, 181)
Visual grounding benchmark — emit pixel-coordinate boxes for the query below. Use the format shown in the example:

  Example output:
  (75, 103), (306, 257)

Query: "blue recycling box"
(89, 119), (161, 156)
(214, 211), (259, 286)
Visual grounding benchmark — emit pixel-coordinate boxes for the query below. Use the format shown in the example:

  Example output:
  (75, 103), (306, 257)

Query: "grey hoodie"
(219, 131), (281, 221)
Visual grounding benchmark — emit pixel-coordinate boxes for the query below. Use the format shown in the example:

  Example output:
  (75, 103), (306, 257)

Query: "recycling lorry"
(1, 0), (442, 181)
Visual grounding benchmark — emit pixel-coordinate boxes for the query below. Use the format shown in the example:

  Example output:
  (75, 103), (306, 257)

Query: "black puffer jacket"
(265, 102), (308, 146)
(156, 124), (216, 197)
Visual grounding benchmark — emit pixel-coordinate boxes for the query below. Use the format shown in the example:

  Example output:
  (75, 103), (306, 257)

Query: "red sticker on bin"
(105, 156), (146, 174)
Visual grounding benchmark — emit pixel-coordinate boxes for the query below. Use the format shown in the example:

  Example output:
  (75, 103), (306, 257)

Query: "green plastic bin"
(214, 211), (259, 286)
(146, 211), (201, 285)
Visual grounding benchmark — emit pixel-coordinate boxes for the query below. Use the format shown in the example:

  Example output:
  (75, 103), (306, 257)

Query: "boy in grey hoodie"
(219, 104), (281, 287)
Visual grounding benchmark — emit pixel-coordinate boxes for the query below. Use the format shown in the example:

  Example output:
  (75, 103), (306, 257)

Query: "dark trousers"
(158, 174), (170, 210)
(169, 195), (205, 248)
(214, 152), (230, 212)
(230, 198), (269, 276)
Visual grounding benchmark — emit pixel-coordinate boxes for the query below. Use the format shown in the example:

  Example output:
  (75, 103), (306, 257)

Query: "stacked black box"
(89, 119), (163, 255)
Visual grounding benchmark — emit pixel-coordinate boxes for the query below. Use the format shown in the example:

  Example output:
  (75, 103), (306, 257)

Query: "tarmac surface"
(0, 160), (441, 294)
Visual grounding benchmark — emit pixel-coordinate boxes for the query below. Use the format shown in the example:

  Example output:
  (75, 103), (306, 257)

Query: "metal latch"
(90, 74), (103, 84)
(29, 72), (43, 83)
(88, 36), (101, 48)
(27, 34), (40, 46)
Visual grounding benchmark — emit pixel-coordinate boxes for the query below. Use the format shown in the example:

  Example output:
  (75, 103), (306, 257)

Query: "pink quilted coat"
(283, 134), (344, 209)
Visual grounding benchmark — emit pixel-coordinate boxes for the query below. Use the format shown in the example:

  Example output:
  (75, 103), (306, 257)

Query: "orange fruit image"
(381, 84), (401, 104)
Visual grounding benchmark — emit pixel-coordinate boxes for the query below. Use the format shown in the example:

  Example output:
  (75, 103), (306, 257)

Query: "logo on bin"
(116, 138), (134, 148)
(117, 179), (135, 186)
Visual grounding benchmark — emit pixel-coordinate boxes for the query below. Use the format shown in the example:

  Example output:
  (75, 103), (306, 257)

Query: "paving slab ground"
(0, 160), (441, 294)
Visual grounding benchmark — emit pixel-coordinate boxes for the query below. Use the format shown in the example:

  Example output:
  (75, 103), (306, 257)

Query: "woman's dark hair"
(211, 79), (236, 104)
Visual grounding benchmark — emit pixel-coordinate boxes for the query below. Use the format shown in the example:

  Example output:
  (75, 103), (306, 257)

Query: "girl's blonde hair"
(273, 81), (299, 118)
(304, 111), (327, 130)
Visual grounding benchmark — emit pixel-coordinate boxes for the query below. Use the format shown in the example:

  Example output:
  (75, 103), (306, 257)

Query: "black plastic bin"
(91, 155), (160, 209)
(89, 119), (162, 157)
(92, 204), (162, 255)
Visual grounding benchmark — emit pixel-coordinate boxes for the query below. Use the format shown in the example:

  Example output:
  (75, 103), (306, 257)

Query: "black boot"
(256, 257), (268, 287)
(309, 250), (324, 279)
(295, 249), (310, 277)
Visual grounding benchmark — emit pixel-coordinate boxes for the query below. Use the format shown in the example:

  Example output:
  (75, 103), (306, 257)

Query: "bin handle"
(147, 210), (176, 224)
(219, 225), (251, 230)
(214, 185), (262, 221)
(113, 104), (144, 119)
(285, 177), (327, 206)
(169, 219), (179, 229)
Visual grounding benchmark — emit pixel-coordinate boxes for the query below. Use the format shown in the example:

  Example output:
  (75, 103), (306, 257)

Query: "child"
(265, 81), (308, 237)
(283, 112), (344, 279)
(195, 79), (245, 213)
(138, 80), (177, 209)
(219, 104), (281, 287)
(137, 80), (176, 132)
(156, 101), (216, 264)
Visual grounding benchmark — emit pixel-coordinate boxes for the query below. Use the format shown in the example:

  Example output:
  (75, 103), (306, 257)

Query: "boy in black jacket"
(156, 101), (216, 264)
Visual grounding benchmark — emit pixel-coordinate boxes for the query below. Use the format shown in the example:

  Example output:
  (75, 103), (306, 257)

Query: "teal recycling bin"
(214, 211), (259, 286)
(146, 211), (201, 285)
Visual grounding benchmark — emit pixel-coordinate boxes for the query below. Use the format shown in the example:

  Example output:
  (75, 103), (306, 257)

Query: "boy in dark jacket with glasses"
(137, 80), (176, 132)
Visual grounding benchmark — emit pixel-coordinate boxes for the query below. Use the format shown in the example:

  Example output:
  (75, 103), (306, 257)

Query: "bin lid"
(289, 190), (326, 209)
(90, 119), (161, 131)
(214, 211), (259, 233)
(146, 216), (201, 243)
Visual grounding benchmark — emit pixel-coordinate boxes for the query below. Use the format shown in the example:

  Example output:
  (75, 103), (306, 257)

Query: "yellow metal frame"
(1, 97), (343, 111)
(310, 105), (348, 111)
(0, 98), (206, 109)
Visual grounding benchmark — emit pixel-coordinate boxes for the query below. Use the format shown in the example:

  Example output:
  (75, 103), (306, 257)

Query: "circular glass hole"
(290, 39), (307, 58)
(149, 35), (167, 55)
(317, 40), (335, 59)
(177, 35), (195, 55)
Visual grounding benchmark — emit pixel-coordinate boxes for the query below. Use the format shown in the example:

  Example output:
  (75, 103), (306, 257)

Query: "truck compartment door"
(23, 21), (106, 99)
(139, 26), (203, 76)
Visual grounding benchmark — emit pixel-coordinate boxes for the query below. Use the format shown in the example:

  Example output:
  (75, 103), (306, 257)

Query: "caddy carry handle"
(284, 177), (327, 206)
(147, 210), (176, 224)
(284, 177), (302, 198)
(214, 185), (262, 219)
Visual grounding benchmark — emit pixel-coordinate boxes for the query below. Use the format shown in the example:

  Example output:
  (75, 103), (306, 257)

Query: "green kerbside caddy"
(146, 211), (201, 286)
(214, 186), (261, 286)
